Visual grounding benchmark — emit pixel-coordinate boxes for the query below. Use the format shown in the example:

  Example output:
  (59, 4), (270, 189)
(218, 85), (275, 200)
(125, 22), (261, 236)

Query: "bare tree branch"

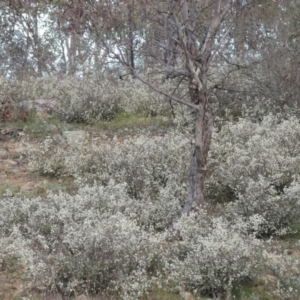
(133, 71), (199, 109)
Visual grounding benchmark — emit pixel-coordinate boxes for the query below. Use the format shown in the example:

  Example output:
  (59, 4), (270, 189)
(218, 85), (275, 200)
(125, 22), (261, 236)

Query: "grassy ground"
(0, 112), (172, 139)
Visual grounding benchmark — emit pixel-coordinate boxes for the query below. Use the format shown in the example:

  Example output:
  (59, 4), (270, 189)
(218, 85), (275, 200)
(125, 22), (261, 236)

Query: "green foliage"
(232, 286), (273, 300)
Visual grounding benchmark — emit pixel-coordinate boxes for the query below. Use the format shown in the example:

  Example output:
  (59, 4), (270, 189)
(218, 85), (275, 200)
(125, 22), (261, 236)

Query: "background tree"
(87, 0), (267, 216)
(0, 0), (59, 78)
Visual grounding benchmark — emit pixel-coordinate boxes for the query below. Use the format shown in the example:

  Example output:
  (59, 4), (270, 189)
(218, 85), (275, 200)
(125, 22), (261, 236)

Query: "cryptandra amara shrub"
(0, 189), (262, 299)
(0, 185), (165, 299)
(164, 209), (261, 298)
(225, 176), (300, 237)
(8, 75), (172, 123)
(24, 114), (300, 234)
(24, 132), (190, 229)
(209, 115), (300, 194)
(208, 114), (300, 236)
(13, 113), (300, 297)
(262, 244), (300, 300)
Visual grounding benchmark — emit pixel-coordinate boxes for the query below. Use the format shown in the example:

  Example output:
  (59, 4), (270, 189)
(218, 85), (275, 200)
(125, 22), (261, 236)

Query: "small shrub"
(208, 115), (300, 236)
(7, 75), (173, 123)
(165, 210), (261, 298)
(262, 244), (300, 300)
(225, 177), (300, 237)
(24, 136), (68, 177)
(0, 78), (31, 122)
(208, 115), (300, 196)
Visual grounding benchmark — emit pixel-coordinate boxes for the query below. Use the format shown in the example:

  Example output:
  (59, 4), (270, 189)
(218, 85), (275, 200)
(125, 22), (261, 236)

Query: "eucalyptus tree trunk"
(183, 100), (214, 214)
(177, 0), (230, 215)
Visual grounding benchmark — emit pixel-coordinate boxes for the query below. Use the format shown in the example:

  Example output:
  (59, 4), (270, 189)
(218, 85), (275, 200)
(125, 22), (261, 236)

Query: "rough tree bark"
(166, 0), (233, 215)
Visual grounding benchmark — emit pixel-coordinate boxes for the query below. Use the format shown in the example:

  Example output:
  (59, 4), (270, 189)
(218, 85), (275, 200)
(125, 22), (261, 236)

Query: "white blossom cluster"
(208, 114), (300, 235)
(164, 210), (261, 298)
(262, 244), (300, 299)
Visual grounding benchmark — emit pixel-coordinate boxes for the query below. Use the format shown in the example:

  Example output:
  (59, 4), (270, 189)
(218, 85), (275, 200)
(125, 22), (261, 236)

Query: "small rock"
(76, 294), (88, 300)
(0, 127), (23, 141)
(45, 123), (58, 132)
(17, 99), (59, 114)
(0, 160), (18, 172)
(1, 127), (22, 135)
(34, 181), (45, 188)
(10, 167), (27, 174)
(4, 159), (17, 166)
(179, 290), (195, 300)
(63, 130), (87, 143)
(0, 148), (8, 159)
(20, 274), (28, 280)
(52, 133), (65, 143)
(20, 182), (35, 191)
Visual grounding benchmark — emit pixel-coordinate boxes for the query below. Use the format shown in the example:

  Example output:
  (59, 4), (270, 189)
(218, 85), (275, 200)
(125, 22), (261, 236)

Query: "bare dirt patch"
(0, 272), (26, 300)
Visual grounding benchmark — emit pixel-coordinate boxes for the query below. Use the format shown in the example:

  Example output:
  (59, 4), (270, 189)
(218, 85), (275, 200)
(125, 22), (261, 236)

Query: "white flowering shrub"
(9, 75), (173, 123)
(262, 245), (300, 300)
(241, 96), (300, 121)
(114, 76), (172, 117)
(225, 177), (300, 236)
(172, 104), (195, 134)
(24, 136), (68, 177)
(24, 132), (189, 228)
(24, 76), (123, 122)
(165, 210), (261, 298)
(0, 184), (165, 299)
(0, 188), (263, 300)
(209, 115), (300, 193)
(208, 115), (300, 235)
(0, 226), (35, 275)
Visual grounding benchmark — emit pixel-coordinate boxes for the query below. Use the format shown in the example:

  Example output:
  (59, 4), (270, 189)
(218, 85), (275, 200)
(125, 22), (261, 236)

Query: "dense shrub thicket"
(0, 186), (164, 299)
(24, 133), (189, 229)
(0, 76), (175, 123)
(24, 114), (300, 236)
(2, 92), (300, 298)
(165, 211), (261, 298)
(208, 115), (300, 236)
(0, 188), (261, 299)
(12, 115), (300, 299)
